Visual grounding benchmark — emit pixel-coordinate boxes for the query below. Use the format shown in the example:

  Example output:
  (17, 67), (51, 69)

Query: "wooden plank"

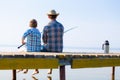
(0, 58), (58, 69)
(71, 58), (120, 68)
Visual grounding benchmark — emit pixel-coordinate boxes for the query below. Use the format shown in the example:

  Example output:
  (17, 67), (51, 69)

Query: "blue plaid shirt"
(42, 20), (64, 52)
(22, 28), (41, 52)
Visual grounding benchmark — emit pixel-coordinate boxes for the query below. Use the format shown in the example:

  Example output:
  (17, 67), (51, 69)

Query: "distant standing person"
(42, 10), (64, 74)
(21, 19), (41, 75)
(102, 40), (109, 53)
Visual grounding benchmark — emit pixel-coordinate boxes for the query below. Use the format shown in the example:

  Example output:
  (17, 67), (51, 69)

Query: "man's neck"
(50, 19), (56, 21)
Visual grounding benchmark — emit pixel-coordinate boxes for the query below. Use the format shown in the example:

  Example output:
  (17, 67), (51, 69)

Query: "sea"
(0, 45), (120, 80)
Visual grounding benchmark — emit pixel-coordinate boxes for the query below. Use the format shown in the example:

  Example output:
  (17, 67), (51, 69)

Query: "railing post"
(59, 65), (66, 80)
(12, 70), (16, 80)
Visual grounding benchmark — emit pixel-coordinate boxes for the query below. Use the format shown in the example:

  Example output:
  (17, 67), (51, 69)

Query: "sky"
(0, 0), (120, 48)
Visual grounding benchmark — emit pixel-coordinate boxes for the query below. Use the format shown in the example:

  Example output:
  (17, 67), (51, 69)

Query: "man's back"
(43, 20), (64, 52)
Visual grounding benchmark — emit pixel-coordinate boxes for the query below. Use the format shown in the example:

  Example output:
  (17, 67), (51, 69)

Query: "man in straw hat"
(42, 10), (64, 74)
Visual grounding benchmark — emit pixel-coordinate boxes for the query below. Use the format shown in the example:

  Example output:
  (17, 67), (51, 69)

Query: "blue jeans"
(41, 45), (62, 53)
(41, 45), (48, 52)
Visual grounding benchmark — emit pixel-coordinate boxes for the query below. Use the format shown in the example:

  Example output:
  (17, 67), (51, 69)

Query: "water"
(0, 45), (120, 80)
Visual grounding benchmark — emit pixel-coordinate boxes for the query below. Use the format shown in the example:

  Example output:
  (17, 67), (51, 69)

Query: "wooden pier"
(0, 52), (120, 80)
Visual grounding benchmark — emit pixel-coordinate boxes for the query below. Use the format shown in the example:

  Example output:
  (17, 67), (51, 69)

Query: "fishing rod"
(64, 26), (78, 33)
(17, 43), (25, 49)
(17, 26), (78, 49)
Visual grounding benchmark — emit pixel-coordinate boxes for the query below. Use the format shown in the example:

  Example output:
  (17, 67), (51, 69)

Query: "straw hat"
(47, 10), (59, 16)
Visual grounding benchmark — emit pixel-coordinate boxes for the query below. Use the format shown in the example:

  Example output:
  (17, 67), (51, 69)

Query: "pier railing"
(0, 52), (120, 80)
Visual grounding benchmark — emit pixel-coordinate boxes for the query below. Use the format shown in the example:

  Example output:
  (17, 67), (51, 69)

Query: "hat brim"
(47, 13), (59, 16)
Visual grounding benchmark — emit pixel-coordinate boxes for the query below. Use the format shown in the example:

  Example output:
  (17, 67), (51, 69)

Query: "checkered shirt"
(42, 20), (64, 52)
(22, 28), (41, 52)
